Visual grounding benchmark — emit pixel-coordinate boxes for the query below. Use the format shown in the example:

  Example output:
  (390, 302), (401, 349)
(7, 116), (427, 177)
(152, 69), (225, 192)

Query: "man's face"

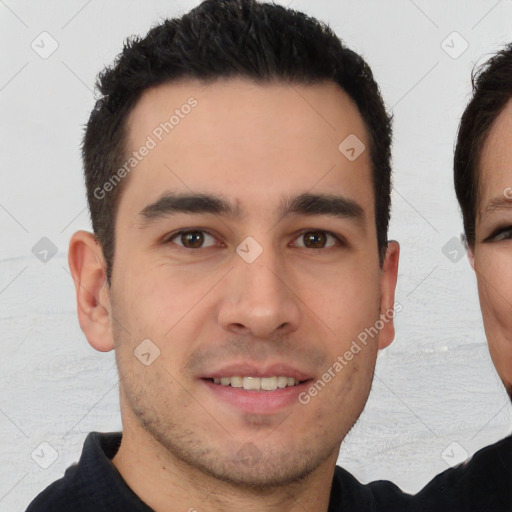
(106, 78), (397, 486)
(473, 98), (512, 398)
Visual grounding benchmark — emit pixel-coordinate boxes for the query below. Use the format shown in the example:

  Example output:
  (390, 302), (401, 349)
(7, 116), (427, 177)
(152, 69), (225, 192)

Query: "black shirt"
(407, 435), (512, 511)
(25, 431), (405, 511)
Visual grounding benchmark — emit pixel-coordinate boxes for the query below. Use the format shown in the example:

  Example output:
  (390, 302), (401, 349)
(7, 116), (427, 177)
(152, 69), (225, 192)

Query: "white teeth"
(212, 376), (301, 390)
(230, 376), (243, 388)
(261, 376), (277, 391)
(277, 376), (288, 388)
(243, 376), (260, 390)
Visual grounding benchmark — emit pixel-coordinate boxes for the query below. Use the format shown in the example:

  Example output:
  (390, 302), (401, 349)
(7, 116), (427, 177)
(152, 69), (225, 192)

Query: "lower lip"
(201, 379), (311, 415)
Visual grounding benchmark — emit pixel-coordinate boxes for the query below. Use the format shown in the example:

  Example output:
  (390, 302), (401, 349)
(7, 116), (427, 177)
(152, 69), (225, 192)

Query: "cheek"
(475, 253), (512, 384)
(476, 253), (512, 334)
(115, 257), (208, 318)
(319, 267), (381, 328)
(111, 261), (224, 369)
(297, 268), (382, 379)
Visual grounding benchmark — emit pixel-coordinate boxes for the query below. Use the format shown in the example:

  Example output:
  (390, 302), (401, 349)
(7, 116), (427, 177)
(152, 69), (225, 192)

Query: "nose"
(217, 246), (301, 339)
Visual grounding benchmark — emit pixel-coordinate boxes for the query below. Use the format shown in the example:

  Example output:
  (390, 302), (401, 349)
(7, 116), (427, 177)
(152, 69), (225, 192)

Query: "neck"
(111, 413), (338, 512)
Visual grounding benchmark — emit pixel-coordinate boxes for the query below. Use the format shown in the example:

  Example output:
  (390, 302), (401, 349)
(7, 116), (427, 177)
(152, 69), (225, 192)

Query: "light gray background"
(2, 0), (512, 510)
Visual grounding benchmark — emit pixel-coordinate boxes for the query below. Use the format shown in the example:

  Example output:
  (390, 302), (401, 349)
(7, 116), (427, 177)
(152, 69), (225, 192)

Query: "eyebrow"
(138, 191), (365, 226)
(480, 196), (512, 221)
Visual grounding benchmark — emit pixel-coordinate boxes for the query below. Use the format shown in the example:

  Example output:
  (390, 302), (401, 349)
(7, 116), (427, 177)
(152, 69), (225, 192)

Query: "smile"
(210, 376), (303, 391)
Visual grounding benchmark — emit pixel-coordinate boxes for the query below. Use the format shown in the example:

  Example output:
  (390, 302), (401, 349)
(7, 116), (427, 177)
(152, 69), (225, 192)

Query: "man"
(26, 0), (402, 510)
(406, 44), (512, 512)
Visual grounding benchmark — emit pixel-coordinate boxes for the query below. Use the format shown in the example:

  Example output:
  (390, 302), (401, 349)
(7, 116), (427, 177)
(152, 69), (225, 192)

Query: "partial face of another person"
(472, 98), (512, 397)
(82, 78), (399, 486)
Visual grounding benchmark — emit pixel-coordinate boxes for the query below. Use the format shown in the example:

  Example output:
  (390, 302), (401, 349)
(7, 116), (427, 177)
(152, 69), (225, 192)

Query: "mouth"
(200, 369), (313, 415)
(205, 376), (308, 391)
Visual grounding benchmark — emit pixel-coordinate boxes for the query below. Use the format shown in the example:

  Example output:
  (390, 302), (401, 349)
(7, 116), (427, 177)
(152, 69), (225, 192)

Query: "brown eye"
(294, 230), (339, 249)
(303, 231), (327, 248)
(168, 230), (217, 249)
(181, 231), (204, 248)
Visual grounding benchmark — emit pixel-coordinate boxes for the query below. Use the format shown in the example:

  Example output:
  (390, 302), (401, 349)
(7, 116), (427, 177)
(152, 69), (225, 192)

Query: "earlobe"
(68, 230), (114, 352)
(377, 240), (400, 350)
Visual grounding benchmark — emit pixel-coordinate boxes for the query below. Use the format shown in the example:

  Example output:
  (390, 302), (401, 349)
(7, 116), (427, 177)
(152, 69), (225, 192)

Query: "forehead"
(478, 99), (512, 218)
(120, 77), (374, 219)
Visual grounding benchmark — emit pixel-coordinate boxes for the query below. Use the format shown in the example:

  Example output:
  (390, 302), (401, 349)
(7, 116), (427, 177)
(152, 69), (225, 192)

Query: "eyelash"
(484, 225), (512, 242)
(164, 228), (345, 250)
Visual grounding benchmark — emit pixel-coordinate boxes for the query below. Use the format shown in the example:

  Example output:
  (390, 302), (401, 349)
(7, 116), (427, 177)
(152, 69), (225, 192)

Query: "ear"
(68, 230), (114, 352)
(377, 240), (400, 350)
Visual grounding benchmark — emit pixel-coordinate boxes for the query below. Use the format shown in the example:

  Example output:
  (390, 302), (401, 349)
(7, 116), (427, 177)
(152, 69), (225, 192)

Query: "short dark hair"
(82, 0), (393, 282)
(454, 43), (512, 247)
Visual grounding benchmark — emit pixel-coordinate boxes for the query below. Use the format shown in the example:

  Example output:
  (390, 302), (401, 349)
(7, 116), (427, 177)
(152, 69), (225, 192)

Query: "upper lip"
(201, 362), (314, 382)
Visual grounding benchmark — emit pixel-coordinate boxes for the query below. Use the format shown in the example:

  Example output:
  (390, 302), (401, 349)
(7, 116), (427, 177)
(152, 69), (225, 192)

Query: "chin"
(208, 461), (313, 490)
